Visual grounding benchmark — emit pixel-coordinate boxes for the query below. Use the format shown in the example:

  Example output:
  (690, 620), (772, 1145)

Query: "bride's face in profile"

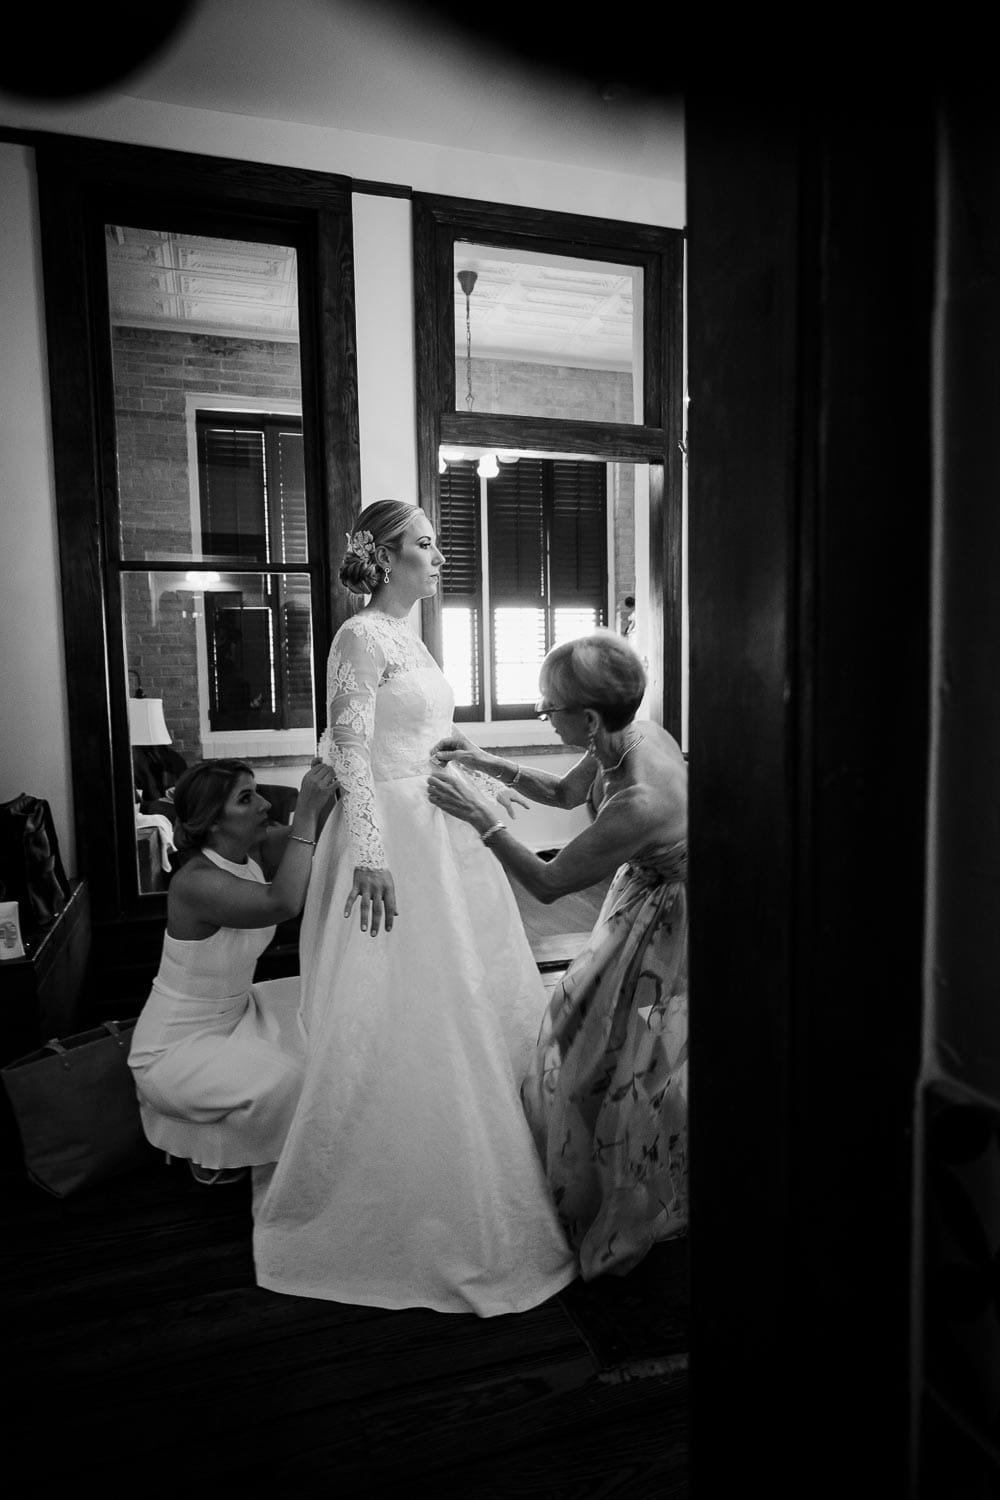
(386, 511), (446, 602)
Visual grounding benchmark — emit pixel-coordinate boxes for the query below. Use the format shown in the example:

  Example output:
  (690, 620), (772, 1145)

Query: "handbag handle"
(43, 1019), (130, 1071)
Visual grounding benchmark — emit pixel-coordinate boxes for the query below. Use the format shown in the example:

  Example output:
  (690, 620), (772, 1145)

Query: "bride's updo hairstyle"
(339, 500), (420, 597)
(541, 629), (646, 733)
(170, 758), (254, 868)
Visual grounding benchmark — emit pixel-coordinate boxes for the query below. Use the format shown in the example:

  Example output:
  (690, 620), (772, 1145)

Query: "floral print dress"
(521, 827), (688, 1281)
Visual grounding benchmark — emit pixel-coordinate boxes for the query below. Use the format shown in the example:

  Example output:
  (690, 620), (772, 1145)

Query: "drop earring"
(382, 566), (392, 582)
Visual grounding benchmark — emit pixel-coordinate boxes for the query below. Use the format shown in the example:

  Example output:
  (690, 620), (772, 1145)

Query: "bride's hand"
(344, 867), (397, 936)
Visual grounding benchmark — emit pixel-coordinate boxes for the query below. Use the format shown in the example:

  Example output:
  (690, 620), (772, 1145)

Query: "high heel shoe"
(188, 1162), (249, 1186)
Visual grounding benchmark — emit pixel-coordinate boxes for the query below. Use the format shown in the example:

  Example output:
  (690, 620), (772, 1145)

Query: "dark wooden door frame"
(685, 98), (935, 1496)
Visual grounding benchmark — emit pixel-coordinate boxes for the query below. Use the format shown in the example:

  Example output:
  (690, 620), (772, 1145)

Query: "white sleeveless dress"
(129, 848), (307, 1169)
(252, 610), (576, 1315)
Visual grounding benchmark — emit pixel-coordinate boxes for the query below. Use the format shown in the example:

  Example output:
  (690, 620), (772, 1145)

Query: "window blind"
(197, 423), (267, 561)
(438, 459), (483, 716)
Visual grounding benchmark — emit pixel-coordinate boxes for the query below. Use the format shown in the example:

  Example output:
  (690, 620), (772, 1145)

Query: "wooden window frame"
(34, 137), (361, 959)
(412, 192), (685, 737)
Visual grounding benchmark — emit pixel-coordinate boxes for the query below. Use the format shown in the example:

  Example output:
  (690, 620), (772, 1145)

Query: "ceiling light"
(457, 268), (478, 411)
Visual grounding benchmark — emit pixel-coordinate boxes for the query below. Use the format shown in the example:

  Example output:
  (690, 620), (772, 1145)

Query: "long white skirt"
(252, 776), (576, 1315)
(130, 976), (306, 1169)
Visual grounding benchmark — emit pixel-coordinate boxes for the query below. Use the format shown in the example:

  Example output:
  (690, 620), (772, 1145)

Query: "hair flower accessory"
(346, 528), (376, 564)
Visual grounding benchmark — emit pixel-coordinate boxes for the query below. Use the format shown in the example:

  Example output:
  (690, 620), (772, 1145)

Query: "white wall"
(353, 193), (419, 506)
(0, 146), (75, 869)
(0, 95), (683, 229)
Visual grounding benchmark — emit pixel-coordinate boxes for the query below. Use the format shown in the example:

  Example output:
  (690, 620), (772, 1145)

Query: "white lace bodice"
(317, 610), (460, 869)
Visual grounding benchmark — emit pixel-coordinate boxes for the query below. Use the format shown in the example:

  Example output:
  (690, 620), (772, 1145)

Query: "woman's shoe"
(188, 1162), (249, 1186)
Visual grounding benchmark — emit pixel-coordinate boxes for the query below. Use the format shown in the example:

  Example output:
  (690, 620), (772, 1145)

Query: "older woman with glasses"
(428, 628), (688, 1282)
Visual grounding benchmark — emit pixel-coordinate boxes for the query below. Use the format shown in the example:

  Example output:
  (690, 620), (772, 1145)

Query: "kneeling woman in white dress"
(129, 758), (338, 1185)
(252, 500), (576, 1315)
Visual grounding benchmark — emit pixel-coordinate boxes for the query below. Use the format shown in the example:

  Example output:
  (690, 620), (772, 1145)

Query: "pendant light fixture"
(454, 269), (499, 481)
(457, 268), (478, 411)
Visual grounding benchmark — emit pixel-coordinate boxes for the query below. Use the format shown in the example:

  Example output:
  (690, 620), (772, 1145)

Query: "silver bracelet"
(509, 763), (522, 787)
(289, 834), (316, 847)
(480, 821), (506, 844)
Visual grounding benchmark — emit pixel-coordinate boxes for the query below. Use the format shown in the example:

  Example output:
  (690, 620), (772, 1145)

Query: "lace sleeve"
(316, 622), (387, 869)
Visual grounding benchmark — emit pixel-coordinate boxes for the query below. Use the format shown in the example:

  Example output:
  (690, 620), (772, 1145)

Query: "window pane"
(550, 460), (607, 601)
(454, 245), (642, 425)
(122, 569), (316, 758)
(553, 607), (601, 648)
(438, 458), (480, 594)
(195, 415), (308, 566)
(493, 607), (546, 706)
(198, 423), (268, 560)
(274, 428), (307, 563)
(487, 460), (544, 601)
(442, 606), (478, 710)
(106, 225), (303, 562)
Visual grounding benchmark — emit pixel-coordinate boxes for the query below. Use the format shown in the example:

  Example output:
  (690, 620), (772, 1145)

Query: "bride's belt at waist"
(369, 761), (440, 784)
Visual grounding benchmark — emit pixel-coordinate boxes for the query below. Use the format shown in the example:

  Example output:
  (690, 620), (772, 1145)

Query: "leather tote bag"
(1, 1019), (155, 1196)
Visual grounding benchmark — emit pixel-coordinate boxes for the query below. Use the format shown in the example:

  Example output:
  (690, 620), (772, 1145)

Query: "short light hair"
(541, 629), (646, 731)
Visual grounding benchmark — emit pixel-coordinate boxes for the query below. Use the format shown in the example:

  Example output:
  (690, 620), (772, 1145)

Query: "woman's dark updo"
(169, 758), (253, 869)
(338, 500), (420, 597)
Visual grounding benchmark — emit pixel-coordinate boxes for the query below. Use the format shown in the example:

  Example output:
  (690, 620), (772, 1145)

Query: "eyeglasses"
(535, 698), (578, 721)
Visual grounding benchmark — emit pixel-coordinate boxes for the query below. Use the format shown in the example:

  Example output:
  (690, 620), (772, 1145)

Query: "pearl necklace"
(595, 729), (644, 775)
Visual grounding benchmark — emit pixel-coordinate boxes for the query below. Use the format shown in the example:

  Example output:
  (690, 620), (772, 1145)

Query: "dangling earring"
(382, 565), (392, 582)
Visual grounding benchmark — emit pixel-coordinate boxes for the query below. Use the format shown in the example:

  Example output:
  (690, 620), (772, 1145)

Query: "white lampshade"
(128, 697), (172, 746)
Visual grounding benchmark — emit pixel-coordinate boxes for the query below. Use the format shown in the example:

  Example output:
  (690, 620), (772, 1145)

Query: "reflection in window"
(107, 226), (303, 564)
(193, 413), (311, 734)
(204, 579), (312, 733)
(452, 245), (642, 426)
(196, 414), (307, 564)
(122, 570), (315, 764)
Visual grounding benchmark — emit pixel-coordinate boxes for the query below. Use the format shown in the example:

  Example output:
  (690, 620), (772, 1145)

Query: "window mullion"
(479, 471), (492, 719)
(542, 459), (555, 656)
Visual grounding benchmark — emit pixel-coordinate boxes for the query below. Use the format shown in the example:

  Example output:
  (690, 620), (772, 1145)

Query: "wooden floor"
(0, 877), (689, 1498)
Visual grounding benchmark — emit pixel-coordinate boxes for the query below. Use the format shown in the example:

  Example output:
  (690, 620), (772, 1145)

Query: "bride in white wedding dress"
(252, 500), (576, 1315)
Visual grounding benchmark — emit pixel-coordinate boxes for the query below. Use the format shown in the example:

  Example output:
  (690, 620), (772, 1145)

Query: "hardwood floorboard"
(513, 869), (613, 951)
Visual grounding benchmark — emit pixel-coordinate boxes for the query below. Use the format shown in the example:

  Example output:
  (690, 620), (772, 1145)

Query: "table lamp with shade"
(128, 697), (172, 749)
(128, 698), (183, 809)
